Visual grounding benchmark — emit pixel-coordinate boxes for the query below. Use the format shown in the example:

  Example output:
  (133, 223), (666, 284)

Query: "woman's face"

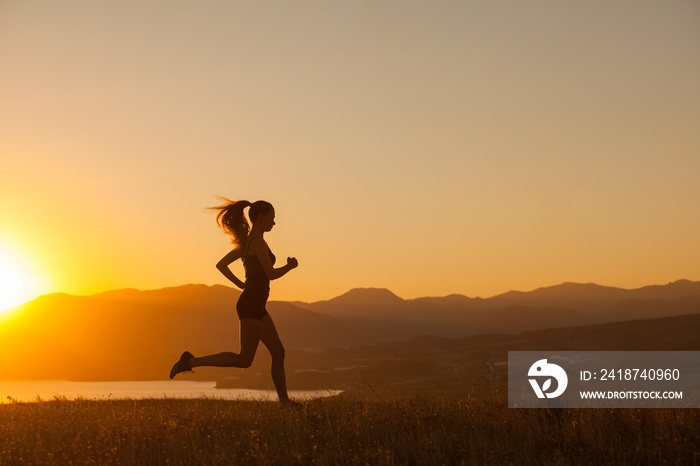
(258, 208), (276, 232)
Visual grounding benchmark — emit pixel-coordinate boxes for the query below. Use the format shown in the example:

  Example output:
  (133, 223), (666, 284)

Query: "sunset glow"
(1, 1), (698, 302)
(0, 244), (48, 314)
(0, 3), (697, 463)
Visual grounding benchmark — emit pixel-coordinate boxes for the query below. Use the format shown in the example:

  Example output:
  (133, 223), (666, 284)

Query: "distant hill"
(0, 279), (698, 382)
(232, 312), (700, 394)
(598, 293), (700, 322)
(492, 279), (700, 312)
(0, 285), (354, 380)
(292, 279), (700, 340)
(290, 287), (406, 320)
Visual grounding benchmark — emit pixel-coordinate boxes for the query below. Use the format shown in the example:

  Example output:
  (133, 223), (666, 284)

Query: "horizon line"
(10, 277), (698, 310)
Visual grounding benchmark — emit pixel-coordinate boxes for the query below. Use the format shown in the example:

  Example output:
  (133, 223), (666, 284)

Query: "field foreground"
(1, 393), (698, 465)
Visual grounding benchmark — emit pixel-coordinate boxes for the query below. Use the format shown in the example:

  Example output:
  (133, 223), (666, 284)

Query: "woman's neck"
(249, 225), (265, 238)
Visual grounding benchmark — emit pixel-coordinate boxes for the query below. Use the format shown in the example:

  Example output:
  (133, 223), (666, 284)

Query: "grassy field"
(1, 391), (698, 465)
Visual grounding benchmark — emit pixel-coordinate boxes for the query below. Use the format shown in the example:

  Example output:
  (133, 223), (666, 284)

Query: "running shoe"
(169, 351), (195, 379)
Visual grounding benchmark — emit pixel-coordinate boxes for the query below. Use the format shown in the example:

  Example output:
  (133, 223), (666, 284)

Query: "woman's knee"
(239, 353), (256, 368)
(272, 345), (285, 363)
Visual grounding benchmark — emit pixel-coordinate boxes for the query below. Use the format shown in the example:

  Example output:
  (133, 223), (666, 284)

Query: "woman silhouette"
(169, 199), (298, 404)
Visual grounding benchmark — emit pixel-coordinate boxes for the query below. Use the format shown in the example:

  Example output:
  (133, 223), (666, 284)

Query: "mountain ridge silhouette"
(21, 278), (698, 307)
(1, 279), (698, 384)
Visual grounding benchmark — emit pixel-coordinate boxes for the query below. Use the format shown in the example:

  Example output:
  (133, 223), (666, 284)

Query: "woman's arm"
(216, 249), (246, 289)
(249, 237), (298, 280)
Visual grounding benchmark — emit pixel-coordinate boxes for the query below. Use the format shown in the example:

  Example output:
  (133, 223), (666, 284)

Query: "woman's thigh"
(239, 317), (262, 360)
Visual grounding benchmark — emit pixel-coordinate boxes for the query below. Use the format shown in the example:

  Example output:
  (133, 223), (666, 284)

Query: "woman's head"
(209, 198), (274, 247)
(251, 202), (275, 232)
(248, 200), (274, 227)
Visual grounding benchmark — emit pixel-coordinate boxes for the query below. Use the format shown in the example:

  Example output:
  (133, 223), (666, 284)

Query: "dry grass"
(0, 392), (698, 465)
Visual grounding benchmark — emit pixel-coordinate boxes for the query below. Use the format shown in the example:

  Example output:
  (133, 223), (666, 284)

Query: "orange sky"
(1, 0), (699, 306)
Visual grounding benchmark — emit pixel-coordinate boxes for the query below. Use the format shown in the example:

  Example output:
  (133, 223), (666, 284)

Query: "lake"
(0, 380), (341, 403)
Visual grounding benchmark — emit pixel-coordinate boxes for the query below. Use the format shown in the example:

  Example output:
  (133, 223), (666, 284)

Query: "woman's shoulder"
(246, 235), (268, 252)
(248, 235), (267, 245)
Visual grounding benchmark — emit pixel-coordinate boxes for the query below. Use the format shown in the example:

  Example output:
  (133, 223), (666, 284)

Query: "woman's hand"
(287, 257), (298, 269)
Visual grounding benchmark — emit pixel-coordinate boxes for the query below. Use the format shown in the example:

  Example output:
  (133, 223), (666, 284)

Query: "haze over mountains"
(1, 279), (698, 383)
(288, 279), (700, 343)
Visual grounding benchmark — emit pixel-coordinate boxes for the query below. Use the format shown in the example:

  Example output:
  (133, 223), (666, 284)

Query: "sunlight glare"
(0, 244), (48, 314)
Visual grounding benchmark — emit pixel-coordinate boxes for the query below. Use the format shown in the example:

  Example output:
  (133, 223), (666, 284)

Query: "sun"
(0, 244), (48, 315)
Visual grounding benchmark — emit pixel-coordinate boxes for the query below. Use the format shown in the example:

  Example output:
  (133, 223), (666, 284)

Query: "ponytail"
(208, 197), (274, 248)
(208, 197), (251, 248)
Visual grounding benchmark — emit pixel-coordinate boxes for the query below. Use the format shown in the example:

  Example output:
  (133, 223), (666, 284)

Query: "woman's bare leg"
(260, 314), (289, 403)
(190, 318), (261, 368)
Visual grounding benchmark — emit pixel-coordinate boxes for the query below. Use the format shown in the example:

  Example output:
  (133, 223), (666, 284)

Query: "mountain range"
(288, 279), (700, 342)
(0, 279), (698, 383)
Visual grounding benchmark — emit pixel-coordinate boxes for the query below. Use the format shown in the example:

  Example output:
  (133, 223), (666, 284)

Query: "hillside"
(0, 285), (354, 380)
(0, 279), (698, 382)
(225, 312), (700, 394)
(291, 280), (700, 340)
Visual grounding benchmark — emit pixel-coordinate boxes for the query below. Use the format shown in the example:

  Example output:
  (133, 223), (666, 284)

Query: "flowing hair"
(208, 197), (273, 248)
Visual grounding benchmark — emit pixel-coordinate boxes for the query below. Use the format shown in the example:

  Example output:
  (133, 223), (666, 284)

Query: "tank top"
(243, 236), (276, 291)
